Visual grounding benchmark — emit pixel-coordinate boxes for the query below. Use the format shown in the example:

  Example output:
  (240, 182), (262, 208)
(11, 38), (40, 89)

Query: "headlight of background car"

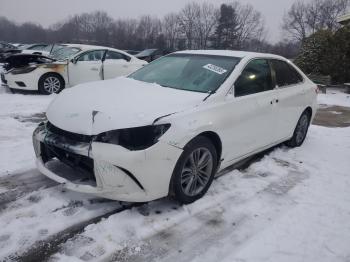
(95, 124), (171, 150)
(11, 66), (37, 75)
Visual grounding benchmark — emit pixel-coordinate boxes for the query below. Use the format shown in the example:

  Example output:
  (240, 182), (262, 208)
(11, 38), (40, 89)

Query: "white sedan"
(1, 44), (147, 94)
(33, 50), (317, 204)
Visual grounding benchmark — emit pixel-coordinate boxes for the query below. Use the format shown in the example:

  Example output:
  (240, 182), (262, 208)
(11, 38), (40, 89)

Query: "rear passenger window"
(78, 50), (105, 61)
(105, 51), (123, 60)
(105, 51), (131, 62)
(271, 60), (303, 87)
(235, 59), (273, 97)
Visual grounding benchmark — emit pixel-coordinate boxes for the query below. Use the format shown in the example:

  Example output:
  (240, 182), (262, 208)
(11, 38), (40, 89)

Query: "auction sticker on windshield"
(203, 64), (227, 75)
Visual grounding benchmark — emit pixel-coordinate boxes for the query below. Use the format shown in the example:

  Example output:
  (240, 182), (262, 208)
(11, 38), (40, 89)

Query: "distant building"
(337, 13), (350, 25)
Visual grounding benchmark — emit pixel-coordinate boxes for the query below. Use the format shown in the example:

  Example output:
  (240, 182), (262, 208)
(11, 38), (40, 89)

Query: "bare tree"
(283, 1), (308, 41)
(178, 2), (201, 49)
(163, 13), (180, 50)
(283, 0), (350, 41)
(194, 3), (218, 49)
(306, 0), (323, 34)
(235, 2), (266, 48)
(213, 2), (266, 49)
(136, 15), (162, 48)
(320, 0), (349, 31)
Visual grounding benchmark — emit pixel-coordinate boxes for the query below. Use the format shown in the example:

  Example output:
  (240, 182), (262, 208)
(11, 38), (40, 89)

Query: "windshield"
(18, 44), (31, 50)
(129, 54), (241, 93)
(51, 47), (81, 60)
(136, 49), (157, 57)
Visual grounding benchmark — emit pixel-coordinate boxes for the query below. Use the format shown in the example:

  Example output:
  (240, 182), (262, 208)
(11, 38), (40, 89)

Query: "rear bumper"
(33, 124), (183, 202)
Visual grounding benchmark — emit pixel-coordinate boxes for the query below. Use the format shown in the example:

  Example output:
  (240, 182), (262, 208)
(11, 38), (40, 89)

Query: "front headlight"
(11, 66), (37, 75)
(95, 124), (171, 151)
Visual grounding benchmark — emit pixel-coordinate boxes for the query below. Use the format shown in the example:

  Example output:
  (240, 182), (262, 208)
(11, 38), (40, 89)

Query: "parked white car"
(33, 50), (318, 203)
(1, 44), (147, 94)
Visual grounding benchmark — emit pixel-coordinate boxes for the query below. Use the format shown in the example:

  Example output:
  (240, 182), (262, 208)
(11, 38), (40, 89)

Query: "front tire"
(286, 111), (311, 147)
(170, 136), (218, 204)
(38, 73), (64, 95)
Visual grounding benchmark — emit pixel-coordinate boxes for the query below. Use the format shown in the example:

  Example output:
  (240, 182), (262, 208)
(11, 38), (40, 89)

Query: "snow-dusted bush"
(295, 25), (350, 84)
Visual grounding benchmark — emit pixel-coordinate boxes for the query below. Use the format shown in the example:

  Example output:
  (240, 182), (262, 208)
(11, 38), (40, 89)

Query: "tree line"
(0, 0), (348, 62)
(0, 1), (297, 57)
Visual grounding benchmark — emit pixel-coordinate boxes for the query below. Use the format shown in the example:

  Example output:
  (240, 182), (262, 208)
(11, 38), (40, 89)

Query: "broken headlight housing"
(11, 66), (37, 75)
(95, 124), (171, 151)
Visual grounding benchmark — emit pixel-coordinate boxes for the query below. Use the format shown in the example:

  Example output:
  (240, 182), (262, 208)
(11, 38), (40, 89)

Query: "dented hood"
(47, 77), (206, 135)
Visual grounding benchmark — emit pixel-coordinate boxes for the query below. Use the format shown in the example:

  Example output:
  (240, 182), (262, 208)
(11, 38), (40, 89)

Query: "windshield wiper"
(203, 90), (215, 101)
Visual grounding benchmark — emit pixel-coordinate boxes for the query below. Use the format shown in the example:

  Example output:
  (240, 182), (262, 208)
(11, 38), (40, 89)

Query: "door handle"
(270, 99), (279, 105)
(91, 67), (99, 71)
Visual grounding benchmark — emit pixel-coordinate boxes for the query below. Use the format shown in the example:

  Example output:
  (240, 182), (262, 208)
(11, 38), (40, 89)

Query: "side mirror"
(71, 58), (77, 64)
(226, 86), (235, 98)
(124, 55), (131, 62)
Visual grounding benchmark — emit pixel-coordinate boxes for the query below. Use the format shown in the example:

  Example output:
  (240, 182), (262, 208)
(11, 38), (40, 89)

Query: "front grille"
(46, 122), (92, 143)
(41, 142), (96, 183)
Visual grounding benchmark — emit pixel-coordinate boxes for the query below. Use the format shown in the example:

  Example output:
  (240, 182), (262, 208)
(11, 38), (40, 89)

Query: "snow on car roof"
(174, 50), (285, 60)
(61, 43), (126, 53)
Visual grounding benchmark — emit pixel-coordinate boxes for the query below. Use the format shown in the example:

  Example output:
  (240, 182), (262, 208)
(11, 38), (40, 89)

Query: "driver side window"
(77, 50), (105, 62)
(235, 59), (273, 97)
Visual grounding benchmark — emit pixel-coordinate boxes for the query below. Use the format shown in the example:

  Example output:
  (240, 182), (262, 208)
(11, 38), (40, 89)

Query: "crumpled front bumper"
(33, 124), (183, 202)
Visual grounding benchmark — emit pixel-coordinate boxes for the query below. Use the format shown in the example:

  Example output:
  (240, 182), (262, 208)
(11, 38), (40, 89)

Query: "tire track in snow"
(5, 203), (144, 262)
(49, 155), (308, 262)
(106, 171), (306, 262)
(0, 169), (56, 212)
(1, 146), (297, 261)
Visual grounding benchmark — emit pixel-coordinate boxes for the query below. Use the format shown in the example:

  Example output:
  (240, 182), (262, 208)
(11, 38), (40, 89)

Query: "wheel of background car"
(38, 73), (64, 95)
(170, 136), (218, 204)
(286, 111), (311, 147)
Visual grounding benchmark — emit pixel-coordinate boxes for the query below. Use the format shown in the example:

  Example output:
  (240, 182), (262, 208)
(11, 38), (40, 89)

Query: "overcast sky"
(0, 0), (301, 43)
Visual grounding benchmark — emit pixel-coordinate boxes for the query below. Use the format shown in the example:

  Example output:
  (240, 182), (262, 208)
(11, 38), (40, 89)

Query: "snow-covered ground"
(0, 85), (349, 261)
(318, 89), (350, 107)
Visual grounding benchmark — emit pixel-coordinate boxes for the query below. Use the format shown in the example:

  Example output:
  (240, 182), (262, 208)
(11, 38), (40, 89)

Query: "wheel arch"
(304, 106), (313, 119)
(301, 106), (313, 126)
(196, 131), (223, 165)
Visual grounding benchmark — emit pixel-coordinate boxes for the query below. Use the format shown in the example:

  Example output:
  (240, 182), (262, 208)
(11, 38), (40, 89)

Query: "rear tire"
(170, 136), (218, 204)
(286, 111), (311, 147)
(38, 73), (64, 95)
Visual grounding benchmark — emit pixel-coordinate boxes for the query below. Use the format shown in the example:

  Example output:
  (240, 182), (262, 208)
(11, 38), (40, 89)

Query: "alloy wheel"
(180, 147), (214, 197)
(43, 76), (61, 94)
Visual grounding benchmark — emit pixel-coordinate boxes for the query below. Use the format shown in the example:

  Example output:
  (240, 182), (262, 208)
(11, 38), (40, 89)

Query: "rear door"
(270, 59), (306, 140)
(103, 50), (133, 79)
(68, 50), (105, 86)
(224, 59), (279, 162)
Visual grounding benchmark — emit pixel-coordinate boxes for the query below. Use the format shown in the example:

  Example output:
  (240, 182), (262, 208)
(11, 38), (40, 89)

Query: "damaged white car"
(33, 50), (317, 204)
(1, 44), (147, 94)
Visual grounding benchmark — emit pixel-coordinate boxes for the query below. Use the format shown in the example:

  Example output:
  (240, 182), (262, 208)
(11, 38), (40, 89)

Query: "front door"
(103, 50), (133, 79)
(223, 59), (279, 163)
(68, 50), (105, 86)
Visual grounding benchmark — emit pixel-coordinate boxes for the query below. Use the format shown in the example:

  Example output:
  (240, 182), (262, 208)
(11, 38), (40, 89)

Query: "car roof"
(60, 44), (131, 56)
(63, 44), (123, 52)
(174, 50), (286, 60)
